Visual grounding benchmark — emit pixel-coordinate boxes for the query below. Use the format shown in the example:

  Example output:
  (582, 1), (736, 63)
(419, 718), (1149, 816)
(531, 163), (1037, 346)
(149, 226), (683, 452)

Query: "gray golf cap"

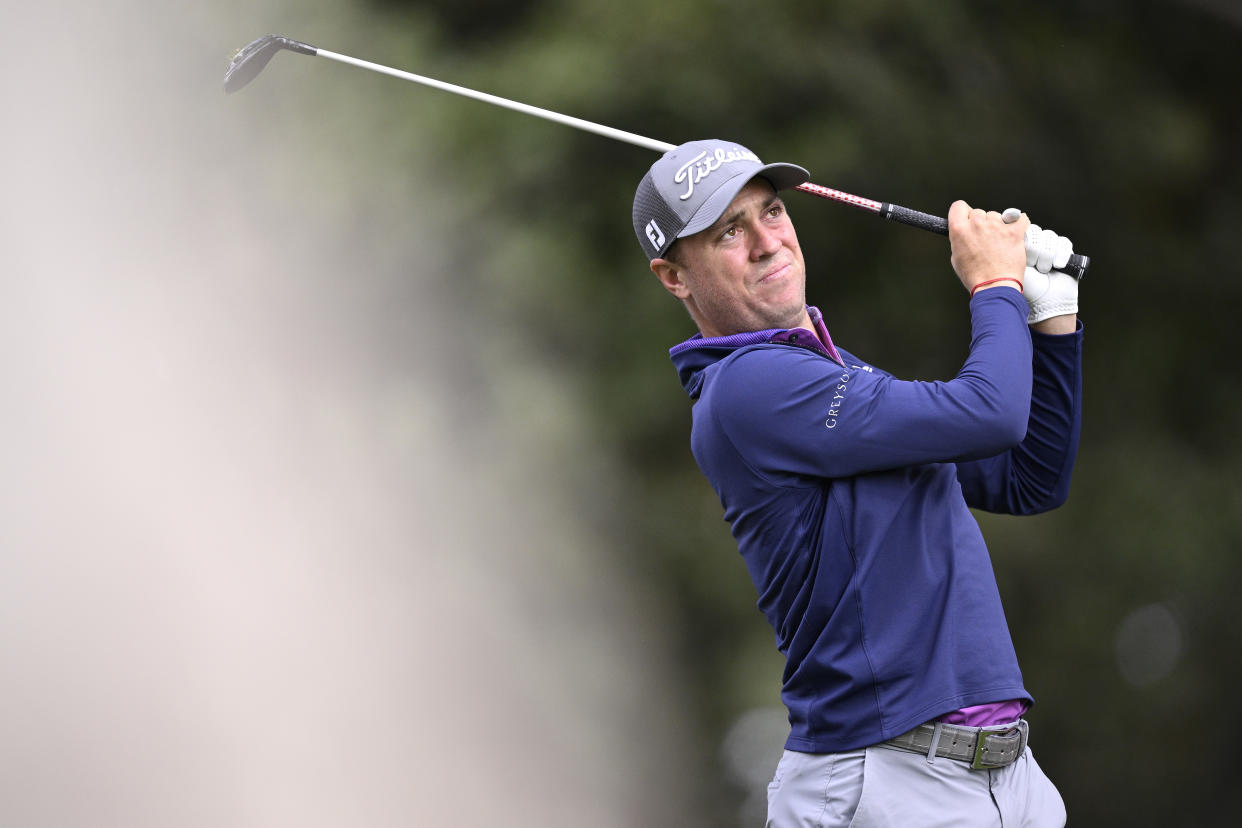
(632, 139), (809, 260)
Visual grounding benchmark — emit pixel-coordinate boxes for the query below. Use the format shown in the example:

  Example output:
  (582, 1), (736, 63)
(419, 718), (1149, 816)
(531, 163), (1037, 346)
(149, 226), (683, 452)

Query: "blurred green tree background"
(311, 0), (1242, 823)
(305, 0), (1242, 823)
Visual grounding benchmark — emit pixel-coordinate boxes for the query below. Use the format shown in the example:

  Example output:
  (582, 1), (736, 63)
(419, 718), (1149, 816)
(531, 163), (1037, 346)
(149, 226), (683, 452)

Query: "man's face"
(652, 178), (809, 338)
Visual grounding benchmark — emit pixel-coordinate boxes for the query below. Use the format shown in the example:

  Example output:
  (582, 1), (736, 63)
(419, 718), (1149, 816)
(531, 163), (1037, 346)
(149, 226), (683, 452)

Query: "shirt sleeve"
(708, 288), (1036, 481)
(954, 322), (1084, 515)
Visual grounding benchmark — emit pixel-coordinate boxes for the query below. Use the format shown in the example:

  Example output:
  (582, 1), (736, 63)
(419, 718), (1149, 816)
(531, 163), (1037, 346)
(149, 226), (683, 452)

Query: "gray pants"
(766, 743), (1066, 827)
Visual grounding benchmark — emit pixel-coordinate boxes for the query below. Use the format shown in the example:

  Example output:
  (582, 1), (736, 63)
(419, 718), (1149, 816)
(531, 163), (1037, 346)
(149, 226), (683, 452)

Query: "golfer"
(633, 140), (1082, 827)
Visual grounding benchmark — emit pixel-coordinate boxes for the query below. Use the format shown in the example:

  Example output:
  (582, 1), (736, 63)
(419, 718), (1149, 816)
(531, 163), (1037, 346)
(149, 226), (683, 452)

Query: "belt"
(882, 719), (1029, 770)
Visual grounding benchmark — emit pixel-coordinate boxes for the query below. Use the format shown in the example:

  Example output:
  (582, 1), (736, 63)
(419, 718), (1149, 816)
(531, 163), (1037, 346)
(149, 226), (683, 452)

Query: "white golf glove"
(1025, 224), (1073, 274)
(1022, 266), (1079, 324)
(1014, 216), (1079, 324)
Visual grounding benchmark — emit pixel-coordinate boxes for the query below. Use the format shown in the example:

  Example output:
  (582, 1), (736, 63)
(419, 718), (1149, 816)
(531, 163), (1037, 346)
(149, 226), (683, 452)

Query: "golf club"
(224, 34), (1090, 279)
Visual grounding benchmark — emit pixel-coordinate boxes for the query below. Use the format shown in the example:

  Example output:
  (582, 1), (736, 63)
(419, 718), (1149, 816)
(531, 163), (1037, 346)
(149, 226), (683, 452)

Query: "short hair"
(662, 239), (683, 266)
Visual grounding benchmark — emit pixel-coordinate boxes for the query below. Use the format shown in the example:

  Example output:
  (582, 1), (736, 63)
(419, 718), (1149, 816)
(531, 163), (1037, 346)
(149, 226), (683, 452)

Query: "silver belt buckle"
(970, 721), (1027, 770)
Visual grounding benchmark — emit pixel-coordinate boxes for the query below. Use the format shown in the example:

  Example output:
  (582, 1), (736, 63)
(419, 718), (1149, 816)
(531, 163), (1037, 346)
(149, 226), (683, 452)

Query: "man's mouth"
(758, 263), (792, 284)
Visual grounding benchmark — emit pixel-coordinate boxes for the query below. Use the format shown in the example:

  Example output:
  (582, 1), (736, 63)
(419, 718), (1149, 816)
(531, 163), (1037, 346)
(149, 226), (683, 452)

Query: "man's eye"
(769, 205), (784, 218)
(721, 227), (738, 240)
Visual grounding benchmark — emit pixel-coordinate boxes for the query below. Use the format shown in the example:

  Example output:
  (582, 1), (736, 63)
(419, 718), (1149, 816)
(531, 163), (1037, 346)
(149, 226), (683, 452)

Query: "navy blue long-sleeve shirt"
(668, 288), (1083, 752)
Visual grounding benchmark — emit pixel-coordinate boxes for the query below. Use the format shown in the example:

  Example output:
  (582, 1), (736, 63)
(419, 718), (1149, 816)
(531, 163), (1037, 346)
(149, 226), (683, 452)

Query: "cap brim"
(678, 162), (810, 239)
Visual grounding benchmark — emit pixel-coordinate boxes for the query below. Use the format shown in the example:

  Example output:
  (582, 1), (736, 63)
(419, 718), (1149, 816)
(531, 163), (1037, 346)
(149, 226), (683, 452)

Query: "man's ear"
(650, 258), (691, 300)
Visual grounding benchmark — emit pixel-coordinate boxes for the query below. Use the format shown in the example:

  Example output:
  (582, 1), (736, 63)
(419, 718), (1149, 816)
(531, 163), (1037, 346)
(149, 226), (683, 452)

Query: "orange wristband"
(970, 276), (1023, 297)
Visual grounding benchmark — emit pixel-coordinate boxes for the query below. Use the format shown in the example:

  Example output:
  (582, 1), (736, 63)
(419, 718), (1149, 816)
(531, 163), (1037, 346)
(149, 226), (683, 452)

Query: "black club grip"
(881, 203), (1090, 280)
(882, 203), (949, 235)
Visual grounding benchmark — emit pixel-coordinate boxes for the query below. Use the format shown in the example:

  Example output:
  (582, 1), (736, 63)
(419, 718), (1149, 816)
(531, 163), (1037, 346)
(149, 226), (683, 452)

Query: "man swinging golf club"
(222, 36), (1085, 824)
(634, 140), (1082, 827)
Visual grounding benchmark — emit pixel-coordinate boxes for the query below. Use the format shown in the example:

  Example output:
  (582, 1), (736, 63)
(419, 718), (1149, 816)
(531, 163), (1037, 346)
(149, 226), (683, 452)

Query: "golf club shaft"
(317, 52), (941, 232)
(317, 49), (678, 154)
(319, 48), (1081, 274)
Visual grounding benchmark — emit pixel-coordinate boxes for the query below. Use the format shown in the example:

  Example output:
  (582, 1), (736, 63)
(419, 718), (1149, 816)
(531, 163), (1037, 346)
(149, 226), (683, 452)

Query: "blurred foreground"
(0, 2), (694, 825)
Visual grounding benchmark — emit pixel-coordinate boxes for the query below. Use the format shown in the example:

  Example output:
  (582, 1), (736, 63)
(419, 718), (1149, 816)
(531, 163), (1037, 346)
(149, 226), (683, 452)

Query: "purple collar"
(669, 306), (843, 365)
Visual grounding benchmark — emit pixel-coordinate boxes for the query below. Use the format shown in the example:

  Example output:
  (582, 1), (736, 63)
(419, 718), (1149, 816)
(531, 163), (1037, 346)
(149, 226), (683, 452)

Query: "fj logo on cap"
(645, 219), (665, 250)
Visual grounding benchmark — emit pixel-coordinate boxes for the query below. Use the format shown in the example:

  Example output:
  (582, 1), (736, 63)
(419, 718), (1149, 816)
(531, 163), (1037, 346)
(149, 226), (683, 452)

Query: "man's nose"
(750, 223), (781, 259)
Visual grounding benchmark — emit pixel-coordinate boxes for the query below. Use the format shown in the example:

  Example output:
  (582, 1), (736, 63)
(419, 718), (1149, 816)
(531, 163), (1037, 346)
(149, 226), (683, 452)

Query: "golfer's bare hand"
(947, 200), (1029, 295)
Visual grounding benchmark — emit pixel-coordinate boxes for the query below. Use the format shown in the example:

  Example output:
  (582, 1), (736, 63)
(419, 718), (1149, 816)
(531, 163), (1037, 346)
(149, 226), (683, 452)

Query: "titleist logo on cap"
(674, 146), (761, 200)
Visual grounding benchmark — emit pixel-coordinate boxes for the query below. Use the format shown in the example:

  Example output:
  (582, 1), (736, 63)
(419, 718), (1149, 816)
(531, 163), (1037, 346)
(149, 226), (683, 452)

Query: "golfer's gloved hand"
(1025, 224), (1073, 274)
(1012, 220), (1078, 324)
(1022, 266), (1077, 323)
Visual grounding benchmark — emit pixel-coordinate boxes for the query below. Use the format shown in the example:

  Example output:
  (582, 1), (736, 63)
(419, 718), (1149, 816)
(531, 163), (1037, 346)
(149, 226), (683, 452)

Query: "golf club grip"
(882, 203), (948, 235)
(883, 203), (1090, 280)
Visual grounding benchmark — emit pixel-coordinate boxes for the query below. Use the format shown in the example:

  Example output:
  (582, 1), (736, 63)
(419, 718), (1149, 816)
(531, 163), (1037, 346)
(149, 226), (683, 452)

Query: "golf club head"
(224, 35), (317, 93)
